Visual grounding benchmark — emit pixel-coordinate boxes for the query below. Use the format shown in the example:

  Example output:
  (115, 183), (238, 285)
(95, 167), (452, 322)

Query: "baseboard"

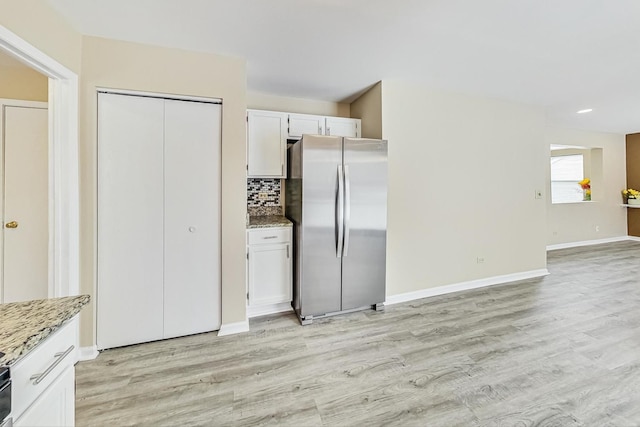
(626, 236), (640, 242)
(247, 302), (293, 318)
(78, 345), (99, 361)
(385, 268), (550, 306)
(217, 320), (250, 337)
(546, 236), (631, 251)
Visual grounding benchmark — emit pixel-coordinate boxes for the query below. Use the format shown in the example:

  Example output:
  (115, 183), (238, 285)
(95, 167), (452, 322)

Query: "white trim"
(0, 25), (79, 299)
(627, 236), (640, 242)
(96, 87), (222, 104)
(247, 302), (293, 318)
(385, 269), (550, 306)
(78, 346), (99, 362)
(546, 236), (631, 251)
(217, 320), (250, 336)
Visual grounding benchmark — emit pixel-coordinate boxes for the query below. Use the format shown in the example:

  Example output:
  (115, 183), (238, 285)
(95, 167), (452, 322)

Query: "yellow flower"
(579, 178), (591, 186)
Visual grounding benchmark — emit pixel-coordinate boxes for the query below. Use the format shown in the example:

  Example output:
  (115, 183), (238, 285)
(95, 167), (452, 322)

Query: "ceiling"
(47, 0), (640, 134)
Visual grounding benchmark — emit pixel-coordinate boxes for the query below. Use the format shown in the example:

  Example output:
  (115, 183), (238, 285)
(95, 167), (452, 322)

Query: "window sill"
(551, 200), (595, 205)
(621, 204), (640, 209)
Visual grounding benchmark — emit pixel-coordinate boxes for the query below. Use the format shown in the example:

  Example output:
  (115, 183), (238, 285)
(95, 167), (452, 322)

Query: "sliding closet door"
(163, 100), (221, 338)
(97, 93), (165, 350)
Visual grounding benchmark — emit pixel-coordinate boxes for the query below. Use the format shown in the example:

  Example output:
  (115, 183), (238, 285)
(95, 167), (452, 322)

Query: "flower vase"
(628, 198), (640, 206)
(583, 191), (591, 201)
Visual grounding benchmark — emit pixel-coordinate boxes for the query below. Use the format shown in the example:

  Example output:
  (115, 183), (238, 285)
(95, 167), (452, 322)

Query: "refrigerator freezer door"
(341, 138), (388, 310)
(300, 135), (344, 317)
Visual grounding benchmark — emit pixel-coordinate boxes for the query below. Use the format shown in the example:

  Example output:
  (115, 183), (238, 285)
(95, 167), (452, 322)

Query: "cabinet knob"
(188, 226), (196, 233)
(5, 221), (18, 229)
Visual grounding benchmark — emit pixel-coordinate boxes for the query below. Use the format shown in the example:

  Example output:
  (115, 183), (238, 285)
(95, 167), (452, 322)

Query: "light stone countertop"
(247, 215), (293, 229)
(0, 295), (90, 366)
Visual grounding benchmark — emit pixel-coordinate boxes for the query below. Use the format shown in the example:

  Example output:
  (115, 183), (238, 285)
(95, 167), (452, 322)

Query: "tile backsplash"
(247, 178), (282, 215)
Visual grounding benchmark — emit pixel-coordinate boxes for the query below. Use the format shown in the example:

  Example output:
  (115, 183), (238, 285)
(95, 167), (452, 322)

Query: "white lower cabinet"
(11, 318), (77, 427)
(14, 366), (74, 427)
(247, 227), (292, 317)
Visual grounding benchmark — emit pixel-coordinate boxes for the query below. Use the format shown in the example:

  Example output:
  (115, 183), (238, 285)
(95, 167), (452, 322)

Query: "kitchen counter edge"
(247, 215), (293, 229)
(0, 295), (90, 366)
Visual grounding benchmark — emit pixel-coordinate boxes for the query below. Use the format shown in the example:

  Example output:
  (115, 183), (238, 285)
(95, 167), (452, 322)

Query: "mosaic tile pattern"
(247, 178), (281, 208)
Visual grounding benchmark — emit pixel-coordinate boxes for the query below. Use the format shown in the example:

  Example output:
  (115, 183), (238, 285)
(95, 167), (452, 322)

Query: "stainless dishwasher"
(0, 366), (10, 427)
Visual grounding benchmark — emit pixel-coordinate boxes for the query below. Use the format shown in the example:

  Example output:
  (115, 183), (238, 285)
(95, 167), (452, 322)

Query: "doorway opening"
(0, 25), (79, 300)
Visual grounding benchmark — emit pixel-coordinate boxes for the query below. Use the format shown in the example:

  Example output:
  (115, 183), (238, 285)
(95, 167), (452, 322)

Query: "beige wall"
(248, 91), (350, 117)
(546, 127), (627, 245)
(350, 82), (382, 139)
(0, 64), (48, 102)
(0, 0), (81, 73)
(381, 80), (548, 297)
(79, 36), (247, 346)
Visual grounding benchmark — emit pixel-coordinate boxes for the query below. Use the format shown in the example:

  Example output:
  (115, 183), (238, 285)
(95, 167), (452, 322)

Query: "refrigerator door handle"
(343, 164), (351, 257)
(336, 164), (344, 258)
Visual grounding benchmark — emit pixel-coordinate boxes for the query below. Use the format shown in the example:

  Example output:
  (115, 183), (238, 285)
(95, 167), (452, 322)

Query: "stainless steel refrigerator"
(286, 135), (387, 325)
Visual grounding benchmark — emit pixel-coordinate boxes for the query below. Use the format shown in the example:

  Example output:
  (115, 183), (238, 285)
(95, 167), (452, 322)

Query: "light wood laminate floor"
(76, 241), (640, 426)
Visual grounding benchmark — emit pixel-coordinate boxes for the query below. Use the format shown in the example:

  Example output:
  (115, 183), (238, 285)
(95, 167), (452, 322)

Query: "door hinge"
(246, 251), (249, 260)
(247, 292), (249, 300)
(246, 164), (248, 171)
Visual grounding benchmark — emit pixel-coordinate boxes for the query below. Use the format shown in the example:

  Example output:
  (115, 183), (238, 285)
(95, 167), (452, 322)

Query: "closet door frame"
(96, 88), (222, 349)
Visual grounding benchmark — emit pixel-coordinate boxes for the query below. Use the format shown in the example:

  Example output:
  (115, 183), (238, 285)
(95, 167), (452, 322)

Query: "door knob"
(5, 221), (18, 229)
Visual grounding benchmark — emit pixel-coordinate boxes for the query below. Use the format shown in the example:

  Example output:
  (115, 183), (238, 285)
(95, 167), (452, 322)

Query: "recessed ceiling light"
(577, 109), (593, 114)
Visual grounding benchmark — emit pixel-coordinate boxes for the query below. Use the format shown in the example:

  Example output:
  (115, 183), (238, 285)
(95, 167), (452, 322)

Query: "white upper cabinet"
(326, 116), (361, 138)
(288, 113), (325, 138)
(247, 110), (287, 178)
(246, 109), (362, 178)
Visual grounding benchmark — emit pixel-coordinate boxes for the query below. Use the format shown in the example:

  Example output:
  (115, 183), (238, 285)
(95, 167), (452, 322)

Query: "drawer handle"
(262, 236), (278, 239)
(29, 345), (74, 385)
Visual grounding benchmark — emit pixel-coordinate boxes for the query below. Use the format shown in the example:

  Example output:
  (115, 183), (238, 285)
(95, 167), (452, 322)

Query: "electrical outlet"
(476, 257), (485, 264)
(258, 192), (269, 200)
(535, 189), (543, 199)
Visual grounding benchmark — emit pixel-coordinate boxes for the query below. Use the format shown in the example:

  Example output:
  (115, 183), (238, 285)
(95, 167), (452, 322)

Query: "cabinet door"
(247, 110), (286, 177)
(288, 113), (324, 138)
(248, 243), (291, 306)
(325, 117), (361, 138)
(163, 99), (221, 338)
(97, 92), (165, 350)
(15, 366), (74, 427)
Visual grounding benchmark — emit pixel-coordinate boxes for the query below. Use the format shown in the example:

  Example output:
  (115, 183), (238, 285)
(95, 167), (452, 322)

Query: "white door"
(325, 117), (361, 138)
(288, 113), (324, 138)
(97, 93), (165, 350)
(2, 103), (48, 303)
(163, 99), (221, 338)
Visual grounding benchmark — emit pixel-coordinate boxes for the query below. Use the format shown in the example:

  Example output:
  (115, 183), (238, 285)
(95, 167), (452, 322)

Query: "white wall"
(546, 127), (627, 246)
(382, 80), (548, 296)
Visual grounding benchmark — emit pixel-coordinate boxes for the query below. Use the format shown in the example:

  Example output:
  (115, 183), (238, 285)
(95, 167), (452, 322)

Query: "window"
(550, 154), (584, 203)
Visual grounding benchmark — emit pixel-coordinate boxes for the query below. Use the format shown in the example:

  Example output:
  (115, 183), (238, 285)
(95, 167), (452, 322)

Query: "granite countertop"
(0, 295), (90, 366)
(247, 215), (293, 229)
